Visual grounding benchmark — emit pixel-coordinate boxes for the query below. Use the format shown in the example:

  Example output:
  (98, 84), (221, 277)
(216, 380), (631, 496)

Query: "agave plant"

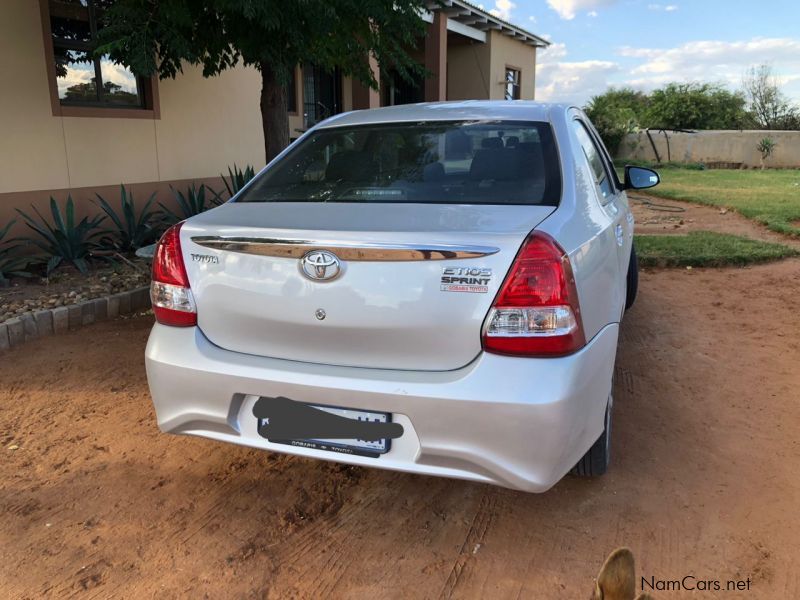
(16, 196), (105, 274)
(159, 184), (215, 224)
(0, 220), (32, 284)
(94, 184), (159, 252)
(222, 164), (256, 199)
(209, 164), (257, 205)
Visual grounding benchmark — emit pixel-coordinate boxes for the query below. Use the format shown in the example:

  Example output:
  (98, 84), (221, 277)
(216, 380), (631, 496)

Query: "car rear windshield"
(236, 120), (561, 206)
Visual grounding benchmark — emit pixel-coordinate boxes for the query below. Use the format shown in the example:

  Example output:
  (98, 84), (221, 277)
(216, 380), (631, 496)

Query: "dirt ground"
(629, 193), (800, 251)
(2, 259), (800, 598)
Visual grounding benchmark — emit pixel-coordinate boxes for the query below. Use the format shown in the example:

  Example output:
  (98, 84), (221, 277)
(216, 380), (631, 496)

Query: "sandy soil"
(2, 261), (800, 599)
(630, 193), (800, 251)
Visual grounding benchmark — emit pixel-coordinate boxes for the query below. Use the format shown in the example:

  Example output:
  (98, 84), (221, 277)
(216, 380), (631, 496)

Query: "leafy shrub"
(757, 137), (777, 160)
(587, 82), (750, 152)
(94, 184), (159, 252)
(0, 220), (32, 284)
(16, 196), (105, 274)
(159, 184), (215, 224)
(645, 83), (748, 131)
(585, 88), (649, 154)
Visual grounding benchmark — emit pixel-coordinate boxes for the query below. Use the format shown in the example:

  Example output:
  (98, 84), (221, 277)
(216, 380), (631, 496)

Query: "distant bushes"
(586, 64), (800, 154)
(584, 88), (650, 155)
(586, 83), (749, 154)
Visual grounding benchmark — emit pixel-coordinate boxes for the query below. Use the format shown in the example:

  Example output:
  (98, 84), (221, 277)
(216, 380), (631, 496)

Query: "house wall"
(0, 0), (266, 227)
(617, 130), (800, 168)
(0, 0), (545, 229)
(447, 38), (492, 100)
(486, 31), (537, 100)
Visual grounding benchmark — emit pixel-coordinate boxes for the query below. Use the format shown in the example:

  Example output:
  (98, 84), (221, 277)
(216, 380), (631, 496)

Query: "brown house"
(0, 0), (549, 225)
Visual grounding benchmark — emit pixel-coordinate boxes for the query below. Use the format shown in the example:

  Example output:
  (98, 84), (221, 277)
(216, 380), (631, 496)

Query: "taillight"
(482, 231), (585, 357)
(150, 222), (197, 327)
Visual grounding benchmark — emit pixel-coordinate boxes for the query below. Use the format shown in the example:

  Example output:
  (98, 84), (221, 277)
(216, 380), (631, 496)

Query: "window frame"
(572, 117), (616, 203)
(582, 117), (623, 192)
(39, 0), (160, 119)
(504, 67), (521, 101)
(234, 119), (563, 207)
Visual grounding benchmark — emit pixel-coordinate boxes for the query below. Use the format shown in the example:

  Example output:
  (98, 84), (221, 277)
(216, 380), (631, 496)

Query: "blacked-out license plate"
(260, 403), (391, 458)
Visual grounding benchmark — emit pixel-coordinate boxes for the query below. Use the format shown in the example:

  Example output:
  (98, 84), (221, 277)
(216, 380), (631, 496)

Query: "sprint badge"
(440, 267), (492, 293)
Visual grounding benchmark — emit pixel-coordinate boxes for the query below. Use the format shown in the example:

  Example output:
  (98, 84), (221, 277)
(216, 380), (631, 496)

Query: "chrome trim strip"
(190, 237), (499, 261)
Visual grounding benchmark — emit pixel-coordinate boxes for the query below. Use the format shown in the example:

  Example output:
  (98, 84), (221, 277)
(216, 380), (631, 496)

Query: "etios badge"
(301, 250), (341, 281)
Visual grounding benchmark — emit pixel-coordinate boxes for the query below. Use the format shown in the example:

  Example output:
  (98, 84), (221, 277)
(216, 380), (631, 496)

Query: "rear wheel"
(625, 245), (638, 311)
(572, 395), (612, 477)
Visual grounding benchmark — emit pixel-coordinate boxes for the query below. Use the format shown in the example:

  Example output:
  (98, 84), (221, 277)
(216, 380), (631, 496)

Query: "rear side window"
(572, 120), (613, 201)
(236, 120), (561, 206)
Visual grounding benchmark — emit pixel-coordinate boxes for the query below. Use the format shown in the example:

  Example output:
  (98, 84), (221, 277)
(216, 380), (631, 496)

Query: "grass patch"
(627, 167), (800, 237)
(635, 231), (798, 268)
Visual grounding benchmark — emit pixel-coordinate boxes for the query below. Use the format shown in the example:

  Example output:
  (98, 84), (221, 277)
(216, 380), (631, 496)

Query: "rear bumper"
(144, 323), (619, 493)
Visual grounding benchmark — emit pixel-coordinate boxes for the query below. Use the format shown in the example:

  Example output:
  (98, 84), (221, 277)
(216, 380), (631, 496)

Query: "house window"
(382, 69), (423, 107)
(504, 68), (521, 100)
(302, 65), (341, 128)
(47, 0), (149, 109)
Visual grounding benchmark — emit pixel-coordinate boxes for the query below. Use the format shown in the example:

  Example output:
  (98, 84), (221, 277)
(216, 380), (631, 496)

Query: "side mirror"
(624, 166), (660, 190)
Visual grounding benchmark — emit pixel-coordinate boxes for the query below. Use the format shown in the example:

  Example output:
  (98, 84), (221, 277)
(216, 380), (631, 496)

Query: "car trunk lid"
(181, 202), (555, 371)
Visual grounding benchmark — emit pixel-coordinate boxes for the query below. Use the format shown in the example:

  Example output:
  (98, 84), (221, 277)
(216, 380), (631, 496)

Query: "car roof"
(316, 101), (575, 129)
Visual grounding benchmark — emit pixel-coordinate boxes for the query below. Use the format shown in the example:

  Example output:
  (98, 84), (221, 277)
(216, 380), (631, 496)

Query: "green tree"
(645, 82), (748, 130)
(96, 0), (428, 163)
(584, 87), (649, 154)
(743, 64), (800, 130)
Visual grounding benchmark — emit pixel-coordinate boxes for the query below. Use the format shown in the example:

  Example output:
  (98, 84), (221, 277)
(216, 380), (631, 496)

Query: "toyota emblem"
(300, 250), (341, 281)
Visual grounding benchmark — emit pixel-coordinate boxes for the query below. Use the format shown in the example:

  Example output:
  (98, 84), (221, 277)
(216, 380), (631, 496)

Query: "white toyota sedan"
(145, 101), (659, 493)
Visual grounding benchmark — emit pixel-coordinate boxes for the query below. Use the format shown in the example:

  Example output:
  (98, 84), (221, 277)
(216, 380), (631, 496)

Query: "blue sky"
(482, 0), (800, 106)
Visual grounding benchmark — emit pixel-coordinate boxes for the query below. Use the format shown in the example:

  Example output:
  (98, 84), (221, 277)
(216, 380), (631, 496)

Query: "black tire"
(625, 245), (638, 311)
(572, 396), (612, 477)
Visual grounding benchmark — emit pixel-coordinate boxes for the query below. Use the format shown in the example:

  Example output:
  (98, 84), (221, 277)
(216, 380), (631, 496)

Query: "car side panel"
(536, 108), (624, 345)
(581, 112), (634, 300)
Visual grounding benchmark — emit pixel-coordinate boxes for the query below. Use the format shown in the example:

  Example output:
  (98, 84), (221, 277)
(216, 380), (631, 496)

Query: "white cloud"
(588, 10), (598, 17)
(534, 37), (800, 106)
(542, 42), (568, 59)
(648, 3), (678, 10)
(536, 43), (619, 105)
(489, 0), (516, 21)
(537, 60), (621, 105)
(56, 59), (138, 99)
(546, 0), (616, 20)
(100, 61), (138, 93)
(619, 37), (800, 95)
(56, 62), (93, 98)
